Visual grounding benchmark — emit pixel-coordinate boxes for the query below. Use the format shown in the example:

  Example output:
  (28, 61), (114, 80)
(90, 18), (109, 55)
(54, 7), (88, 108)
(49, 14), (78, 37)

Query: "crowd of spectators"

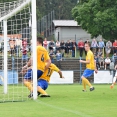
(1, 37), (117, 70)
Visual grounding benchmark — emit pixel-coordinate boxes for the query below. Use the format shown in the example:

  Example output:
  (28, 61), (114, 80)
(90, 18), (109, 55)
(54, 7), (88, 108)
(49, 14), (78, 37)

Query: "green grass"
(0, 84), (117, 117)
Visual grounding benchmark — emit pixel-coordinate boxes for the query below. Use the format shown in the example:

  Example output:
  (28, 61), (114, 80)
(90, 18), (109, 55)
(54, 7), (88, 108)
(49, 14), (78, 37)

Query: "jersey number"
(41, 54), (44, 62)
(47, 68), (52, 77)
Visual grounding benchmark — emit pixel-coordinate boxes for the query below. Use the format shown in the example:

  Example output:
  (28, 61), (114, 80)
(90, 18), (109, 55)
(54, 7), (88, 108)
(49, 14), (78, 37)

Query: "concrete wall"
(54, 26), (91, 42)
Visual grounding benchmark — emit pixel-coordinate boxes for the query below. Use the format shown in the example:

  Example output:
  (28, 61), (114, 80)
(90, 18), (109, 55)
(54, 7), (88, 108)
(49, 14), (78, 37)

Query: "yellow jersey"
(86, 50), (95, 70)
(40, 63), (60, 82)
(37, 46), (50, 72)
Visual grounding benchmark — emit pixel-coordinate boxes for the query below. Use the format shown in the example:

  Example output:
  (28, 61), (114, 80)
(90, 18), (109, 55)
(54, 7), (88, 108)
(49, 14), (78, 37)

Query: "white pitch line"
(35, 100), (92, 117)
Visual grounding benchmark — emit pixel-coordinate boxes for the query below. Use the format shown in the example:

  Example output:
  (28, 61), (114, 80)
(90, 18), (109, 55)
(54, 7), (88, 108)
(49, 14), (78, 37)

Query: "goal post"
(32, 0), (37, 100)
(0, 0), (37, 102)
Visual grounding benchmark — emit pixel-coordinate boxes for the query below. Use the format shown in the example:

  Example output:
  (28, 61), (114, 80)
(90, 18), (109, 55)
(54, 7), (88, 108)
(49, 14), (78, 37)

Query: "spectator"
(72, 40), (77, 57)
(68, 39), (73, 57)
(65, 40), (70, 57)
(15, 37), (22, 57)
(78, 39), (84, 58)
(105, 40), (112, 57)
(22, 38), (28, 60)
(9, 38), (15, 56)
(94, 55), (99, 70)
(56, 50), (62, 68)
(97, 48), (103, 58)
(21, 46), (28, 60)
(43, 38), (48, 50)
(49, 49), (55, 63)
(98, 39), (105, 52)
(60, 40), (65, 57)
(104, 57), (111, 70)
(49, 40), (55, 51)
(56, 40), (60, 51)
(0, 42), (1, 53)
(98, 55), (105, 69)
(113, 40), (117, 54)
(91, 39), (98, 53)
(111, 53), (117, 64)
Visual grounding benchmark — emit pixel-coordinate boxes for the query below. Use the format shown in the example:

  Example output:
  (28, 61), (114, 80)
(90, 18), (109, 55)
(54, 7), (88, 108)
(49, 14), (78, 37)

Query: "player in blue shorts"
(79, 43), (98, 92)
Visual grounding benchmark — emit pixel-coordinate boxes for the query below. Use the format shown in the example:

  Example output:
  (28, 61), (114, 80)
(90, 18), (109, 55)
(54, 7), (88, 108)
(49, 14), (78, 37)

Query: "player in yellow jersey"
(21, 37), (51, 97)
(21, 63), (64, 98)
(79, 43), (98, 92)
(37, 63), (64, 97)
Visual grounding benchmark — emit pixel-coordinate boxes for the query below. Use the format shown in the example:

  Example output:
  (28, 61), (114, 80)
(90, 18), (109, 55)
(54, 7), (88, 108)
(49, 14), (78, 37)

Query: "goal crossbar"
(0, 0), (31, 22)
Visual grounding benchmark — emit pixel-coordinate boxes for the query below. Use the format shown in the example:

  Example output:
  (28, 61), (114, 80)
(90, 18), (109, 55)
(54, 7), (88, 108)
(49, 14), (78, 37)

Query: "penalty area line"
(35, 100), (92, 117)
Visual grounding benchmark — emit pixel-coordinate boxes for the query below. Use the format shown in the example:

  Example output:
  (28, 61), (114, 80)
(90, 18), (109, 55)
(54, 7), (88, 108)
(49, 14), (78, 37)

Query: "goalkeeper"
(110, 64), (117, 89)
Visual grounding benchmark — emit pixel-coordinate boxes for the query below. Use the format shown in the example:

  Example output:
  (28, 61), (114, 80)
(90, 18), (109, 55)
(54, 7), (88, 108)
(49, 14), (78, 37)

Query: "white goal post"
(0, 0), (37, 101)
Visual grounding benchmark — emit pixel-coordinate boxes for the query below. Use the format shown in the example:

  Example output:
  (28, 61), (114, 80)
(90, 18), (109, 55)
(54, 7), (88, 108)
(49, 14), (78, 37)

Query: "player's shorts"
(82, 69), (94, 78)
(37, 79), (48, 90)
(24, 69), (43, 80)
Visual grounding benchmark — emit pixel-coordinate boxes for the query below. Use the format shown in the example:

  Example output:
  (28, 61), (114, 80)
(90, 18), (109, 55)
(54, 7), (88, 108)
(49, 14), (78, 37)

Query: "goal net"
(0, 0), (37, 102)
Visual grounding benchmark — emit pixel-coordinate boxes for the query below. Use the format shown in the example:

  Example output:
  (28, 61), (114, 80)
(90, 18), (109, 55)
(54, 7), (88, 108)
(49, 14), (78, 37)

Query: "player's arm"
(58, 70), (64, 78)
(79, 59), (90, 64)
(45, 52), (51, 71)
(22, 57), (32, 69)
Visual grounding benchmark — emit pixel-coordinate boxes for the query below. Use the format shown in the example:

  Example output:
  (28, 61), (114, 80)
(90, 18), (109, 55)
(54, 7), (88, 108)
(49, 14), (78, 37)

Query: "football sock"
(82, 78), (86, 90)
(113, 77), (116, 85)
(37, 86), (48, 95)
(84, 78), (92, 87)
(24, 81), (33, 91)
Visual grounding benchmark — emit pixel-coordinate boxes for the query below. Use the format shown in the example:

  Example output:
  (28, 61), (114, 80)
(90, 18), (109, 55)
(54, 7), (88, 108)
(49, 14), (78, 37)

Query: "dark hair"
(37, 37), (43, 45)
(85, 42), (91, 47)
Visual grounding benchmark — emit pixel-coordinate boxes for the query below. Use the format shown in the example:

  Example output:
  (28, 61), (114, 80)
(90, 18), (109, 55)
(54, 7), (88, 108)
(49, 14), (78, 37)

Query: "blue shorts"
(37, 79), (48, 90)
(24, 69), (43, 80)
(82, 69), (94, 78)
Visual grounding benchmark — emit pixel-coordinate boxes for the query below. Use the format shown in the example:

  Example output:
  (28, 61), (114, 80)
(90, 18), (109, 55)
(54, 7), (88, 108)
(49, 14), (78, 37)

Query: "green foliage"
(72, 0), (117, 40)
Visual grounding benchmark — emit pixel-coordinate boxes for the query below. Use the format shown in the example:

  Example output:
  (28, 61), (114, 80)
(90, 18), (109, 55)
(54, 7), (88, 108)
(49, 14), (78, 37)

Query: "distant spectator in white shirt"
(105, 57), (111, 70)
(15, 37), (22, 57)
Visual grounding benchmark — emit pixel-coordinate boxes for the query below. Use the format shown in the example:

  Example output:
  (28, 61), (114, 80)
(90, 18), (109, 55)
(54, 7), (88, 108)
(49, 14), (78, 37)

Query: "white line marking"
(35, 100), (92, 117)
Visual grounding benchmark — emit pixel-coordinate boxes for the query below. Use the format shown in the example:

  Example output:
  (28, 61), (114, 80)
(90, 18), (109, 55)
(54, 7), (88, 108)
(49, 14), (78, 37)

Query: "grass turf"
(0, 84), (117, 117)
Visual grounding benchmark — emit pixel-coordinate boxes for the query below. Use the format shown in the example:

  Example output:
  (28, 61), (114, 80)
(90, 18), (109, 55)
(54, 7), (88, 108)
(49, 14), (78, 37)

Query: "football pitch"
(0, 84), (117, 117)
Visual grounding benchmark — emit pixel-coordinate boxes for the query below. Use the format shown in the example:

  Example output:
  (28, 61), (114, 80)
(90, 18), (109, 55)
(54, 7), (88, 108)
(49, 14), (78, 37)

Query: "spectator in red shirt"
(43, 38), (48, 50)
(22, 38), (28, 60)
(113, 40), (117, 54)
(78, 39), (84, 58)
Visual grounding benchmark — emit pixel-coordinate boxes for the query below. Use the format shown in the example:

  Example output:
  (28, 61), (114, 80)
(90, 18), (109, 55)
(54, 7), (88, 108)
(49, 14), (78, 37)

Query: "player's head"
(37, 37), (43, 46)
(84, 43), (90, 51)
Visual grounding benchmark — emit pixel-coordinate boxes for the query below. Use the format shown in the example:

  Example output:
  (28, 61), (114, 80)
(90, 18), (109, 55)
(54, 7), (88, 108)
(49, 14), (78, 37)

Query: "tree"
(72, 0), (117, 40)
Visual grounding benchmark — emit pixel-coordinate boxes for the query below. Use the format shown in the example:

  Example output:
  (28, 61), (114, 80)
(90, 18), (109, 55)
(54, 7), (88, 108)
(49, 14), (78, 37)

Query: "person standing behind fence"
(91, 39), (98, 54)
(65, 40), (70, 57)
(9, 37), (15, 56)
(78, 39), (84, 58)
(72, 40), (77, 57)
(56, 40), (60, 51)
(113, 40), (117, 54)
(98, 39), (105, 52)
(105, 40), (112, 57)
(56, 50), (62, 68)
(15, 37), (22, 57)
(60, 40), (65, 57)
(68, 39), (73, 57)
(22, 38), (28, 60)
(43, 38), (48, 50)
(49, 40), (55, 51)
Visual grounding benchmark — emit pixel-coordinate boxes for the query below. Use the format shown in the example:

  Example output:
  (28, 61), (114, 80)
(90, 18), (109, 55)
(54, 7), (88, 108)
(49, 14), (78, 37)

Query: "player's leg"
(37, 79), (50, 97)
(24, 69), (33, 91)
(110, 71), (117, 89)
(82, 69), (95, 91)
